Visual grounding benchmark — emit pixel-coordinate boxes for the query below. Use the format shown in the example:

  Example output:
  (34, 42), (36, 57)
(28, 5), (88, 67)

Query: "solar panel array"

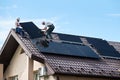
(33, 40), (100, 59)
(86, 37), (120, 58)
(20, 22), (120, 59)
(20, 22), (44, 39)
(57, 33), (83, 43)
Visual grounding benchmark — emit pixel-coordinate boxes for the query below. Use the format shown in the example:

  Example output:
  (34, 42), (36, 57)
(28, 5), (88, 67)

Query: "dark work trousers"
(15, 27), (25, 37)
(46, 25), (55, 39)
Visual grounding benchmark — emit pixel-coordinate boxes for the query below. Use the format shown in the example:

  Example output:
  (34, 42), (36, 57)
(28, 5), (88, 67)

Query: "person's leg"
(21, 30), (24, 37)
(46, 32), (52, 39)
(21, 29), (26, 38)
(16, 28), (25, 37)
(18, 28), (24, 37)
(46, 28), (54, 39)
(16, 28), (21, 34)
(15, 28), (19, 33)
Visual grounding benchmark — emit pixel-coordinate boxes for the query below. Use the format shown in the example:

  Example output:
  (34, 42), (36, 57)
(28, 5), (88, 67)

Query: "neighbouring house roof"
(0, 22), (120, 79)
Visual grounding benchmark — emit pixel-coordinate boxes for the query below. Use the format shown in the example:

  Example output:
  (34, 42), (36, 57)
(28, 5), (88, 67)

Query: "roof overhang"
(0, 30), (19, 71)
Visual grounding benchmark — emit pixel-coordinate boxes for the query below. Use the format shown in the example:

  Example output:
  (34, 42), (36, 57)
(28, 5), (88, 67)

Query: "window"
(34, 67), (47, 80)
(9, 75), (18, 80)
(34, 71), (41, 80)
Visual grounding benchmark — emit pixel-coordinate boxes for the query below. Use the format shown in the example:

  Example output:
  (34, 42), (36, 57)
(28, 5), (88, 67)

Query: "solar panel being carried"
(86, 37), (120, 58)
(20, 22), (44, 39)
(32, 39), (100, 59)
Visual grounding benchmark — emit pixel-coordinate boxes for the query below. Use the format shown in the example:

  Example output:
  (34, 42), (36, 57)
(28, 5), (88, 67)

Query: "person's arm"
(42, 27), (47, 30)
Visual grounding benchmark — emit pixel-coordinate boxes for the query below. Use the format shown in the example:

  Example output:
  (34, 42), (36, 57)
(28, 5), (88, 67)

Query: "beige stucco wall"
(33, 60), (44, 71)
(0, 64), (3, 80)
(3, 44), (53, 80)
(33, 60), (56, 80)
(47, 75), (56, 80)
(4, 45), (30, 80)
(42, 75), (56, 80)
(59, 75), (113, 80)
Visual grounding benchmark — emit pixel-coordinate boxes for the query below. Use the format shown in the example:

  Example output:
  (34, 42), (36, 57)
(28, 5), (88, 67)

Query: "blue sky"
(0, 0), (120, 49)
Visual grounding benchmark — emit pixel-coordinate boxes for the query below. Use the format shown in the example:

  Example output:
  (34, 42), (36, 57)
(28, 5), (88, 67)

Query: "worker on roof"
(41, 21), (55, 39)
(15, 18), (25, 37)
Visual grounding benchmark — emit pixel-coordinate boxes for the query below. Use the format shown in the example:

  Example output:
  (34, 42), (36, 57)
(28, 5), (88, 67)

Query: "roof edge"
(55, 72), (120, 79)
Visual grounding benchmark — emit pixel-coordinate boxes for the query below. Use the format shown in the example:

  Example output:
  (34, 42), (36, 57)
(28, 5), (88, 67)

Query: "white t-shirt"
(15, 21), (22, 28)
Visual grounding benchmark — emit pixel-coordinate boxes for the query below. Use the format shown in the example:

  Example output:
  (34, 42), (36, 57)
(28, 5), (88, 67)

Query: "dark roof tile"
(44, 54), (120, 78)
(17, 33), (46, 62)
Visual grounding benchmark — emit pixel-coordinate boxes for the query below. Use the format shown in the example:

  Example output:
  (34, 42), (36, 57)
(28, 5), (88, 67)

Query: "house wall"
(3, 44), (55, 80)
(4, 45), (32, 80)
(28, 56), (34, 80)
(58, 75), (114, 80)
(33, 61), (56, 80)
(0, 64), (3, 80)
(33, 60), (44, 71)
(44, 75), (56, 80)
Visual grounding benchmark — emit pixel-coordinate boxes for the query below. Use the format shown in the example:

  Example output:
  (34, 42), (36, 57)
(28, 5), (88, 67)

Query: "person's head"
(42, 21), (45, 25)
(17, 17), (20, 22)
